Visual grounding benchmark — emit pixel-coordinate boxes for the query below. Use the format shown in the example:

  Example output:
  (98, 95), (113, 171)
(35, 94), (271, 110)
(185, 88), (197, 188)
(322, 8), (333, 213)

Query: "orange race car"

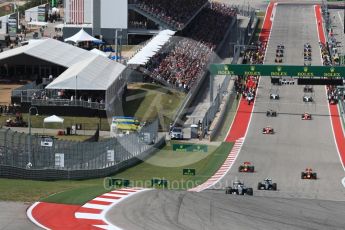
(238, 162), (255, 172)
(301, 168), (317, 179)
(301, 113), (312, 120)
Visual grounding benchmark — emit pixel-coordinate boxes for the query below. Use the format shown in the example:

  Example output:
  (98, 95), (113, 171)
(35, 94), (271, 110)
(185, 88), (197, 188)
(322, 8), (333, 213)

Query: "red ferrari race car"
(301, 168), (317, 179)
(238, 162), (255, 172)
(262, 126), (274, 134)
(301, 113), (312, 120)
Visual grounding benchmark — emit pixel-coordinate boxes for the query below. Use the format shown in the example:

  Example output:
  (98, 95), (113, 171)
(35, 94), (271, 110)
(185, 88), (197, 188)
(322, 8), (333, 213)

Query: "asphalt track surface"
(213, 3), (345, 201)
(107, 4), (345, 230)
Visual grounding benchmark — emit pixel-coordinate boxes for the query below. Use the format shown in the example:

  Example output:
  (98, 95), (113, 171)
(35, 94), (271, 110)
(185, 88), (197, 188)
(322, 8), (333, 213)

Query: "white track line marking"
(26, 202), (51, 230)
(93, 197), (121, 203)
(74, 188), (151, 230)
(338, 11), (344, 29)
(342, 177), (345, 188)
(75, 213), (103, 220)
(82, 203), (109, 210)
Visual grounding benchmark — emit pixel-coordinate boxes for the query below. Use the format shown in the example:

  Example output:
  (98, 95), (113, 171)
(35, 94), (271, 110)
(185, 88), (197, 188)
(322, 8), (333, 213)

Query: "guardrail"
(31, 99), (106, 110)
(0, 119), (161, 180)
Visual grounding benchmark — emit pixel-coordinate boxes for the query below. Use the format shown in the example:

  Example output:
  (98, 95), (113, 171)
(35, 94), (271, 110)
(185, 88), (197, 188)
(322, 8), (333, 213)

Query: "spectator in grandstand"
(143, 3), (238, 91)
(137, 0), (208, 29)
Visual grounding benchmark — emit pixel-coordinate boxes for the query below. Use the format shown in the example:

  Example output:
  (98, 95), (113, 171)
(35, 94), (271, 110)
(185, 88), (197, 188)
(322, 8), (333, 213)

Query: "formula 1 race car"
(303, 95), (313, 102)
(304, 50), (312, 55)
(281, 78), (295, 85)
(262, 126), (274, 134)
(301, 113), (312, 120)
(301, 168), (317, 179)
(270, 93), (280, 100)
(225, 180), (253, 195)
(304, 56), (312, 62)
(275, 57), (283, 63)
(303, 85), (313, 93)
(276, 52), (284, 58)
(257, 178), (277, 190)
(266, 109), (277, 117)
(277, 44), (285, 50)
(238, 162), (255, 172)
(304, 43), (311, 49)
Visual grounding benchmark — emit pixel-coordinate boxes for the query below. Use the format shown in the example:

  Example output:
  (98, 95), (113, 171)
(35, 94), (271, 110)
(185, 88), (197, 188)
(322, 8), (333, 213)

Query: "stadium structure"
(0, 0), (257, 179)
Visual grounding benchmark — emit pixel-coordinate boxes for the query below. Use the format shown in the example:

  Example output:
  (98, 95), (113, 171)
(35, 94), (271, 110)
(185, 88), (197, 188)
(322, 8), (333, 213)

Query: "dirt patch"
(0, 84), (23, 105)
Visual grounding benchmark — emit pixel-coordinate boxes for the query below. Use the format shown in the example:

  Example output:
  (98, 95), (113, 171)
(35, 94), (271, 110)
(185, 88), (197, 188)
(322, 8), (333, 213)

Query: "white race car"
(303, 95), (313, 102)
(270, 93), (280, 100)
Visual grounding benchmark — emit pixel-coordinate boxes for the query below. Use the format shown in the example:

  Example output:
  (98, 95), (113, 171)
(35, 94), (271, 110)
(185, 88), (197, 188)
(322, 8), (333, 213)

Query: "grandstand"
(127, 3), (239, 91)
(63, 0), (210, 45)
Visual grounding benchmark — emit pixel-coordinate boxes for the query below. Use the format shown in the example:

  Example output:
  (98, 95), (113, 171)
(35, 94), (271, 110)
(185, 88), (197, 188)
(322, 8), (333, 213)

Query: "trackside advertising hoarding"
(210, 64), (345, 78)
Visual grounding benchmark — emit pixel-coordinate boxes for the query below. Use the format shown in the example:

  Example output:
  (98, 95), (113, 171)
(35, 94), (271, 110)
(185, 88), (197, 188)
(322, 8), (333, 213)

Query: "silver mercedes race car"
(270, 93), (280, 100)
(257, 178), (277, 191)
(225, 180), (253, 195)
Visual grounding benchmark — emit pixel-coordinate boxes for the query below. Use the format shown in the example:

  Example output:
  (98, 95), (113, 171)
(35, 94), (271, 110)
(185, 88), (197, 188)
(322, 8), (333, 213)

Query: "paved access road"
(107, 4), (345, 230)
(0, 202), (40, 230)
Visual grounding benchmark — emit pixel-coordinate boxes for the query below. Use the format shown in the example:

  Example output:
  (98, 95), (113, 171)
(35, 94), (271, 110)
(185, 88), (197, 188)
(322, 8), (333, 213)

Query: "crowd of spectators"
(136, 0), (208, 30)
(0, 104), (18, 115)
(233, 42), (264, 104)
(320, 42), (332, 66)
(242, 41), (266, 64)
(144, 3), (238, 91)
(327, 85), (339, 104)
(146, 39), (211, 90)
(32, 90), (48, 100)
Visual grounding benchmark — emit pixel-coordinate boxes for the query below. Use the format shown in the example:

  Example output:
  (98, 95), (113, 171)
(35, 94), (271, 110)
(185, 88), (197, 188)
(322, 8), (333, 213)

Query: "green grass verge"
(0, 179), (101, 202)
(0, 115), (109, 131)
(124, 83), (185, 130)
(0, 142), (233, 204)
(42, 185), (108, 205)
(41, 141), (233, 205)
(0, 83), (184, 132)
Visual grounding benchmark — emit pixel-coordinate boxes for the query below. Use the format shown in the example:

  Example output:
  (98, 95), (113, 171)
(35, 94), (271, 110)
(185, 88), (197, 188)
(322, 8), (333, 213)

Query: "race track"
(212, 3), (345, 201)
(107, 4), (345, 230)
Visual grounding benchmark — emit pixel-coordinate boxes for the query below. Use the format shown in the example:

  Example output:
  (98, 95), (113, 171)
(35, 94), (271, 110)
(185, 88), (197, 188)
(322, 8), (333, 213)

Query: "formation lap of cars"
(275, 44), (284, 63)
(304, 43), (312, 65)
(225, 42), (325, 196)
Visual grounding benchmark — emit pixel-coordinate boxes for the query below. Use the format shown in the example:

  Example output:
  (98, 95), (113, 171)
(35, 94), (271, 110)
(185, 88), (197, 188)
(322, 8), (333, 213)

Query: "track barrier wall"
(0, 119), (162, 180)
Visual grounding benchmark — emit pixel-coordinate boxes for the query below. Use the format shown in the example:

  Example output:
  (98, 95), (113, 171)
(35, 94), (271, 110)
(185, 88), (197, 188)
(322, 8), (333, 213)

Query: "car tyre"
(247, 188), (253, 196)
(258, 182), (262, 190)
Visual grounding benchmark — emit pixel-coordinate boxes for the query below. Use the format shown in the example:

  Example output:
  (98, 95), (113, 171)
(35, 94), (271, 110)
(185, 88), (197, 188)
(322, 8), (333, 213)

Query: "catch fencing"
(0, 119), (160, 179)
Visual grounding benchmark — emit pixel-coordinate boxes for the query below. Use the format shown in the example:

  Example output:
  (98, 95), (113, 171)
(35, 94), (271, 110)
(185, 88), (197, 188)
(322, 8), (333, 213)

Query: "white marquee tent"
(43, 115), (64, 133)
(64, 28), (101, 43)
(44, 115), (64, 124)
(127, 29), (176, 65)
